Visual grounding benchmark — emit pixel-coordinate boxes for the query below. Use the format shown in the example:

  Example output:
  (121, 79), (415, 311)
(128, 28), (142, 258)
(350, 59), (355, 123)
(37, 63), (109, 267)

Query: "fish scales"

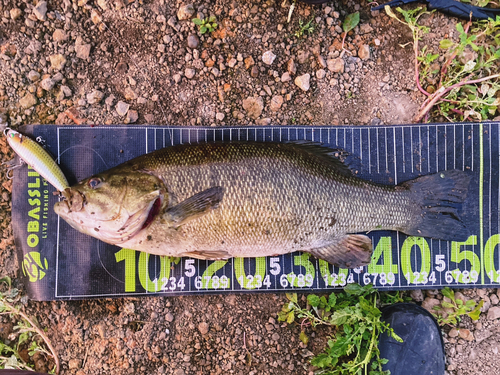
(54, 142), (471, 268)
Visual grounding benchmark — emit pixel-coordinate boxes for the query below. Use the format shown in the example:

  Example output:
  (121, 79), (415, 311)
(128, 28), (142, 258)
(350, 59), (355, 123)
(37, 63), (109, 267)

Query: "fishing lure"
(3, 128), (69, 193)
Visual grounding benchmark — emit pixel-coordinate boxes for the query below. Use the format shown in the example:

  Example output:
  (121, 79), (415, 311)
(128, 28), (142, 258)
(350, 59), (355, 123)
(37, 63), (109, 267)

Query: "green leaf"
(439, 39), (454, 49)
(286, 293), (298, 303)
(307, 294), (321, 307)
(286, 311), (295, 324)
(441, 287), (454, 300)
(299, 330), (309, 345)
(343, 12), (360, 33)
(328, 293), (337, 308)
(441, 301), (455, 308)
(209, 15), (216, 23)
(200, 25), (208, 34)
(192, 18), (203, 25)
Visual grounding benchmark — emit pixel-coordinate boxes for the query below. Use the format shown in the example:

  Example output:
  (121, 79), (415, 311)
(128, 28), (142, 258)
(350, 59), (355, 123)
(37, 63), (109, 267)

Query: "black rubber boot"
(378, 303), (446, 375)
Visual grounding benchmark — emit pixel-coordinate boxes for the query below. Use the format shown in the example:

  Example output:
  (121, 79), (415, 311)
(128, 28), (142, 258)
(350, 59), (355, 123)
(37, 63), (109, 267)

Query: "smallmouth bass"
(54, 142), (471, 268)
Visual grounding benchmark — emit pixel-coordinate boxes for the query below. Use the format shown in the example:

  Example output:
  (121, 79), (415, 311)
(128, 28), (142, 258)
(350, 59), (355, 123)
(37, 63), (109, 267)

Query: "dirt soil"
(0, 0), (499, 374)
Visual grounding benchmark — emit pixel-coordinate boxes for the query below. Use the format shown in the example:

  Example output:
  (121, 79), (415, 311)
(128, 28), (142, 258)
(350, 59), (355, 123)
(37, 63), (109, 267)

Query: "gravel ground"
(1, 0), (500, 374)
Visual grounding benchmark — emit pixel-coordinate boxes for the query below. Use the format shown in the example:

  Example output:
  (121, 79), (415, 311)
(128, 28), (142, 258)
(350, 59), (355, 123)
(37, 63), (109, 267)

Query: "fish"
(4, 128), (69, 193)
(53, 142), (471, 268)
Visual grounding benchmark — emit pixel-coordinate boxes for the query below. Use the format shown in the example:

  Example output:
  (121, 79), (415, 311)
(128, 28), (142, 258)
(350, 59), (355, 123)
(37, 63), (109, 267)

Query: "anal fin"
(181, 250), (231, 260)
(308, 234), (373, 268)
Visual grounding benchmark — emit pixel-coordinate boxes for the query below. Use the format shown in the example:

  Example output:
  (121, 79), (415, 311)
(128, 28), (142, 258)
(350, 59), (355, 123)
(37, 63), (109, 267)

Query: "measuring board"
(10, 124), (500, 301)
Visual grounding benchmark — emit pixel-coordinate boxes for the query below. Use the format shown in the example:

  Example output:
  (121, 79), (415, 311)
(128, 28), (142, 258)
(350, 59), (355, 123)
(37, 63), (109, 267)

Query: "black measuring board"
(10, 124), (500, 301)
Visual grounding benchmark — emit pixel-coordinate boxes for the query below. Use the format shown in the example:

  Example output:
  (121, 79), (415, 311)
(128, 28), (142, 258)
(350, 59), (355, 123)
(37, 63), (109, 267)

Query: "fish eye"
(88, 177), (102, 189)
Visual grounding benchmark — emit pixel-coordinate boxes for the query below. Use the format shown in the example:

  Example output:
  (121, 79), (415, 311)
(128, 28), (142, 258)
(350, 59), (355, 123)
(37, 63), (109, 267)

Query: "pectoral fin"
(163, 186), (224, 227)
(308, 234), (373, 268)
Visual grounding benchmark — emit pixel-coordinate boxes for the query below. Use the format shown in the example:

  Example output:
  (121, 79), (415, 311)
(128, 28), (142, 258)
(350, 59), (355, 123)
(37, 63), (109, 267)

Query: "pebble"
(216, 113), (225, 121)
(287, 59), (297, 75)
(327, 58), (344, 73)
(28, 70), (41, 82)
(244, 56), (255, 70)
(116, 101), (130, 116)
(358, 45), (370, 60)
(68, 359), (82, 370)
(316, 69), (326, 79)
(487, 306), (500, 319)
(33, 1), (48, 21)
(198, 322), (209, 335)
(250, 66), (259, 78)
(165, 312), (174, 322)
(10, 8), (22, 20)
(410, 289), (424, 302)
(185, 68), (195, 79)
(97, 0), (109, 10)
(53, 29), (67, 42)
(124, 87), (137, 100)
(177, 4), (195, 21)
(19, 93), (37, 109)
(421, 297), (441, 313)
(242, 96), (264, 119)
(262, 51), (276, 65)
(270, 95), (283, 111)
(294, 74), (310, 92)
(491, 294), (499, 305)
(87, 90), (104, 104)
(105, 94), (116, 107)
(60, 85), (72, 98)
(49, 54), (67, 70)
(173, 74), (182, 83)
(126, 110), (138, 124)
(187, 35), (199, 49)
(40, 77), (56, 91)
(281, 72), (291, 82)
(75, 44), (91, 60)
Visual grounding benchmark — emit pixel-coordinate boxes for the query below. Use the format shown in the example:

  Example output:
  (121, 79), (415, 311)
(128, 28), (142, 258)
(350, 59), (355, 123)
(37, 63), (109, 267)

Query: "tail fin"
(402, 170), (471, 241)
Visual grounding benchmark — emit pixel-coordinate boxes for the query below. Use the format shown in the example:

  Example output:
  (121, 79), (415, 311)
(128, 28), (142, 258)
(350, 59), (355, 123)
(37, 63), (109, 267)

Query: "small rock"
(105, 94), (116, 107)
(173, 74), (182, 83)
(297, 50), (309, 64)
(185, 68), (195, 79)
(53, 29), (67, 42)
(255, 118), (271, 126)
(40, 77), (56, 91)
(421, 297), (441, 314)
(75, 44), (91, 59)
(487, 306), (500, 320)
(165, 312), (174, 322)
(198, 322), (209, 335)
(177, 4), (195, 20)
(458, 328), (474, 341)
(359, 23), (374, 34)
(287, 58), (297, 75)
(49, 54), (67, 70)
(294, 73), (310, 91)
(327, 58), (344, 73)
(10, 8), (22, 20)
(358, 45), (370, 60)
(173, 369), (185, 375)
(410, 289), (424, 302)
(216, 112), (225, 121)
(60, 85), (72, 97)
(33, 1), (47, 21)
(316, 69), (326, 79)
(87, 90), (104, 104)
(68, 359), (82, 370)
(187, 34), (199, 49)
(116, 101), (130, 116)
(28, 70), (41, 82)
(242, 96), (264, 119)
(124, 87), (137, 101)
(126, 110), (138, 124)
(228, 58), (237, 68)
(97, 0), (109, 10)
(19, 93), (37, 109)
(281, 72), (291, 82)
(270, 95), (283, 111)
(262, 51), (276, 65)
(491, 294), (499, 305)
(91, 9), (103, 25)
(448, 328), (459, 338)
(244, 56), (255, 70)
(271, 333), (280, 341)
(250, 66), (259, 78)
(158, 44), (165, 53)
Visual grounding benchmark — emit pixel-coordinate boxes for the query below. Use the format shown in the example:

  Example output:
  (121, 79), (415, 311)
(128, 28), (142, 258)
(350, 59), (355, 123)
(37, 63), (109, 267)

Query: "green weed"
(432, 287), (483, 326)
(278, 284), (404, 375)
(192, 16), (218, 35)
(385, 7), (500, 122)
(294, 18), (315, 38)
(0, 277), (59, 374)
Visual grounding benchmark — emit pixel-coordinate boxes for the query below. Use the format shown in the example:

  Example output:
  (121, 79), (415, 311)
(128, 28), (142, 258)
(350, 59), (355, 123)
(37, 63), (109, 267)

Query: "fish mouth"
(140, 196), (162, 230)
